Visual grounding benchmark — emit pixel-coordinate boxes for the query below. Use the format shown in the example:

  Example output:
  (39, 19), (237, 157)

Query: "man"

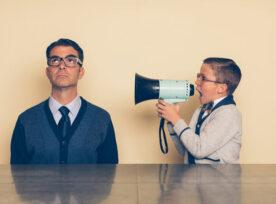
(11, 38), (118, 164)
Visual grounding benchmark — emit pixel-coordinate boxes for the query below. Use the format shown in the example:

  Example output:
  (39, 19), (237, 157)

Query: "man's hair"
(46, 38), (84, 64)
(203, 57), (242, 95)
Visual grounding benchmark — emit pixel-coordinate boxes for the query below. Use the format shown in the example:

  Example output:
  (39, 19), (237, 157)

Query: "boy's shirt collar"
(212, 96), (227, 108)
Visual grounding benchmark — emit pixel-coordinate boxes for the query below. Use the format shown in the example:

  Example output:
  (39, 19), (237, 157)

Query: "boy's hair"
(46, 38), (84, 64)
(203, 57), (242, 95)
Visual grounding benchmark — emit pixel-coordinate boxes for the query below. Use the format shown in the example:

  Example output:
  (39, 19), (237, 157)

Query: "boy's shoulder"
(211, 104), (241, 119)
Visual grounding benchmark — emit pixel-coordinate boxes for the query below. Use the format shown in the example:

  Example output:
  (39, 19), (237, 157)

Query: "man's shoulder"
(18, 99), (48, 119)
(81, 97), (110, 118)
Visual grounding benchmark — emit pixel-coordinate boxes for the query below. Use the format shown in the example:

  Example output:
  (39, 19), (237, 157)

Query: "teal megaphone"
(134, 73), (194, 154)
(135, 73), (194, 104)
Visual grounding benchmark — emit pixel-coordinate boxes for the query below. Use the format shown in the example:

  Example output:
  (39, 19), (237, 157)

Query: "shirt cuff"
(167, 122), (176, 135)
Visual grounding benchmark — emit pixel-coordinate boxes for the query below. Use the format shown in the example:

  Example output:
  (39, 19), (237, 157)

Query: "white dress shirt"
(48, 94), (82, 125)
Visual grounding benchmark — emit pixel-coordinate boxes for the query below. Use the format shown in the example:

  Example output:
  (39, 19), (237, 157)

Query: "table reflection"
(9, 164), (243, 204)
(158, 164), (241, 204)
(11, 165), (116, 204)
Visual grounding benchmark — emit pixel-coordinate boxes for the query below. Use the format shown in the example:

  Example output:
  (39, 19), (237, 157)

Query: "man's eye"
(67, 57), (76, 62)
(51, 58), (59, 63)
(202, 76), (206, 80)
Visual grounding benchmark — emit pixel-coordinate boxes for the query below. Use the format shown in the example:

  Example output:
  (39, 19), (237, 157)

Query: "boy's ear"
(217, 83), (228, 94)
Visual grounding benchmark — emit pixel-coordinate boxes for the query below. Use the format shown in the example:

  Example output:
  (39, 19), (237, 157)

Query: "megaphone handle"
(159, 118), (168, 154)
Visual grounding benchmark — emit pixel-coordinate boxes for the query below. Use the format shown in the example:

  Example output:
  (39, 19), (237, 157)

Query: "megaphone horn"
(135, 73), (160, 104)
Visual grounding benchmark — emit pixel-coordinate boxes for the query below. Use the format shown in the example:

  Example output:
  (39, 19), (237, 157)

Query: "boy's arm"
(167, 122), (186, 157)
(175, 106), (241, 159)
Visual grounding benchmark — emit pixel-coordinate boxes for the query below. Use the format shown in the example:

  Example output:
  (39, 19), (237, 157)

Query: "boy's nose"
(195, 78), (200, 86)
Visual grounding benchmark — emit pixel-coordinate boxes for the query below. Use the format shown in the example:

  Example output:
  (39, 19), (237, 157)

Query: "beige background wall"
(0, 0), (275, 164)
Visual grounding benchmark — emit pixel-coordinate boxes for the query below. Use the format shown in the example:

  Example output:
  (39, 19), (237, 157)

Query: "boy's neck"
(212, 92), (228, 102)
(212, 95), (228, 107)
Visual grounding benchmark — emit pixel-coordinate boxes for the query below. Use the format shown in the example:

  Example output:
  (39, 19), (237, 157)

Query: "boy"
(156, 57), (242, 164)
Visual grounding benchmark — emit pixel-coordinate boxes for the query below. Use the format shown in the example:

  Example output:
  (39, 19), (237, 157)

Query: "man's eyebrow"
(49, 54), (78, 58)
(66, 54), (78, 58)
(48, 55), (59, 58)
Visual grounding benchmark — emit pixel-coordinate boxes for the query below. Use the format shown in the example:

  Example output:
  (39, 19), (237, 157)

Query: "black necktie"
(58, 106), (71, 138)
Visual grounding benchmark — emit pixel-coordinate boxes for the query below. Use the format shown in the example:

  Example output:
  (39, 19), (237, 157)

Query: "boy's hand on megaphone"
(156, 100), (181, 126)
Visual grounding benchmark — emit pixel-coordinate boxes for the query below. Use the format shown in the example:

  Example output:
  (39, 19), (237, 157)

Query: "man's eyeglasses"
(47, 56), (83, 68)
(196, 73), (225, 84)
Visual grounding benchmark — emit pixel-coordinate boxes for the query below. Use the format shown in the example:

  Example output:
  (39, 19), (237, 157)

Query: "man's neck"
(51, 87), (78, 105)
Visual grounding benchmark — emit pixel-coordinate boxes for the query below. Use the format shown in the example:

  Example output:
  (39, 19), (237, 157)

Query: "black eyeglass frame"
(196, 73), (225, 84)
(47, 55), (83, 68)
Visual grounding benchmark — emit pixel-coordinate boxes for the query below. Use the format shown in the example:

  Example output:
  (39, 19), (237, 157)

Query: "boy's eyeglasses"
(47, 56), (83, 68)
(196, 73), (225, 84)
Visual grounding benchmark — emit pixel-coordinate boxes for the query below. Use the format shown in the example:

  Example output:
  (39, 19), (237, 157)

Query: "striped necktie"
(201, 101), (214, 115)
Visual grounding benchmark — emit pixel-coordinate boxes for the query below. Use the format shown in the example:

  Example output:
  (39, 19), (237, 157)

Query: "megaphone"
(134, 73), (194, 154)
(135, 73), (194, 104)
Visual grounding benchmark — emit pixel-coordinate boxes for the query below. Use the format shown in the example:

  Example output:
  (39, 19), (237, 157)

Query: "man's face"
(195, 63), (223, 105)
(46, 46), (84, 89)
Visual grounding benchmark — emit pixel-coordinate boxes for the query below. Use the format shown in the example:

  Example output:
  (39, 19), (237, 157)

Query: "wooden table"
(1, 164), (276, 203)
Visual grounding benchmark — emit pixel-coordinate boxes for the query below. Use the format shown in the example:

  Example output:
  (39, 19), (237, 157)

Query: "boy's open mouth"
(196, 88), (202, 97)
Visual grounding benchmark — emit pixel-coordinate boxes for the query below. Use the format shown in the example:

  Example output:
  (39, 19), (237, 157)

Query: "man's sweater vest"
(11, 97), (117, 164)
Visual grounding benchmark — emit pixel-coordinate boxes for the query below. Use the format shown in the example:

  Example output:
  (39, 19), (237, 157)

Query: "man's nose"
(58, 59), (66, 69)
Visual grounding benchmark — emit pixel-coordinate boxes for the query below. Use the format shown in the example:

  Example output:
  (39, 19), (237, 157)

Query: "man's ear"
(45, 67), (50, 78)
(78, 67), (85, 79)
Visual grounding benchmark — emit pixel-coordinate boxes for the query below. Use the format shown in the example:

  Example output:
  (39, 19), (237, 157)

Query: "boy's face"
(195, 63), (227, 105)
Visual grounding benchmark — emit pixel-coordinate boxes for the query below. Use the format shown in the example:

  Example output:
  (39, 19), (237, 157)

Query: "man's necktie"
(58, 106), (71, 138)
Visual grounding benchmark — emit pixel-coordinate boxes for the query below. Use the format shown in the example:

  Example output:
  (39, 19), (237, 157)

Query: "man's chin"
(52, 83), (74, 89)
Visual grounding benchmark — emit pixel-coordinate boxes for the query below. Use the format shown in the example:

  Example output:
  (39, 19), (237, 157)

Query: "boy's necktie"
(188, 101), (214, 164)
(58, 106), (71, 138)
(200, 101), (214, 115)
